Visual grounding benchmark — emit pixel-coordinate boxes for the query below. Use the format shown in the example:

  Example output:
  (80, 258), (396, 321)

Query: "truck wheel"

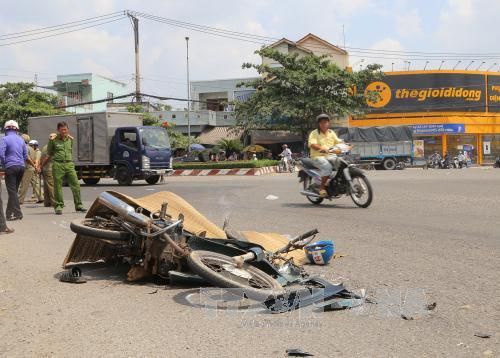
(116, 166), (133, 186)
(145, 176), (160, 185)
(82, 178), (100, 185)
(382, 158), (396, 170)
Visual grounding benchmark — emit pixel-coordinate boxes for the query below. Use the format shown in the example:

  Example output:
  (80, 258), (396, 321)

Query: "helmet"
(316, 113), (330, 122)
(21, 134), (31, 143)
(29, 140), (39, 146)
(4, 120), (19, 130)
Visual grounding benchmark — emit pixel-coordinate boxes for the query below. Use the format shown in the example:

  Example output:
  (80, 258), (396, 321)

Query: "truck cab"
(112, 126), (172, 185)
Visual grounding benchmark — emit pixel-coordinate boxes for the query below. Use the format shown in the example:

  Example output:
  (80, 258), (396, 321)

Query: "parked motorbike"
(67, 192), (356, 309)
(297, 145), (373, 207)
(494, 156), (500, 168)
(278, 155), (295, 173)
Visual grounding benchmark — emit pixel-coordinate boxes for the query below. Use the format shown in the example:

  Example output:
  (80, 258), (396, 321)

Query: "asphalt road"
(0, 169), (499, 357)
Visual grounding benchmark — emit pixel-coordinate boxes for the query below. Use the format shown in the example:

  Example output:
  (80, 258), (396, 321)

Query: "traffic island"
(172, 160), (279, 176)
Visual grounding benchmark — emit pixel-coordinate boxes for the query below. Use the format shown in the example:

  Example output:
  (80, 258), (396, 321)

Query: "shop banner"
(412, 124), (465, 135)
(413, 140), (425, 158)
(362, 73), (486, 114)
(488, 74), (500, 112)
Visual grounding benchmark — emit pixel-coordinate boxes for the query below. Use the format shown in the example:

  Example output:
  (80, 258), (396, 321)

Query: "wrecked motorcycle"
(298, 145), (373, 207)
(66, 192), (360, 310)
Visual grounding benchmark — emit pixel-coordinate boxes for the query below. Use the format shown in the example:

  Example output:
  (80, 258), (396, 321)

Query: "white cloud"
(436, 0), (500, 52)
(363, 38), (406, 71)
(396, 9), (423, 37)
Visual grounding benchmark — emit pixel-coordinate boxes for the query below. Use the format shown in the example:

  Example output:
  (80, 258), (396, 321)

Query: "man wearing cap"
(40, 121), (86, 215)
(40, 134), (56, 207)
(18, 136), (43, 205)
(0, 121), (35, 221)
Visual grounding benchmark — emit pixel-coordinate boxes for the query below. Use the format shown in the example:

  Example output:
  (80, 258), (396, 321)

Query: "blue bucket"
(304, 240), (335, 265)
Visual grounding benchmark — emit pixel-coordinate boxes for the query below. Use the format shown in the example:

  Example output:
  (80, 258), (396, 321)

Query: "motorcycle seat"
(300, 158), (317, 169)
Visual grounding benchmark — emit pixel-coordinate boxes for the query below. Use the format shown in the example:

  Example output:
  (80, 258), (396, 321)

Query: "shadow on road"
(281, 202), (358, 210)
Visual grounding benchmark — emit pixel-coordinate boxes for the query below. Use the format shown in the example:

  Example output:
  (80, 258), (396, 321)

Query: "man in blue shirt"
(0, 120), (35, 222)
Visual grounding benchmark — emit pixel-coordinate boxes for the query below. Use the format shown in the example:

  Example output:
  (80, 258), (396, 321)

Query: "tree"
(234, 48), (383, 141)
(0, 82), (65, 132)
(126, 104), (160, 126)
(161, 122), (198, 149)
(218, 138), (243, 153)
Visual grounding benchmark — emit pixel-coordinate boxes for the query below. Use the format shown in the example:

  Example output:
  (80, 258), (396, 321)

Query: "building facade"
(47, 73), (128, 113)
(351, 70), (500, 165)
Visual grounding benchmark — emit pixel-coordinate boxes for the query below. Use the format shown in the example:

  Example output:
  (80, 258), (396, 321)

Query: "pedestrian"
(40, 121), (86, 215)
(40, 134), (56, 207)
(0, 121), (34, 221)
(18, 137), (43, 204)
(0, 178), (14, 234)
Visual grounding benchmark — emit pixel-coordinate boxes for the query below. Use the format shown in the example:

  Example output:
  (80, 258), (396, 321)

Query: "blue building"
(47, 73), (128, 113)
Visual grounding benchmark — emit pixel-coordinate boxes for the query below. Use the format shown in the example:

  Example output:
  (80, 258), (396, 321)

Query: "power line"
(0, 16), (127, 47)
(0, 13), (125, 41)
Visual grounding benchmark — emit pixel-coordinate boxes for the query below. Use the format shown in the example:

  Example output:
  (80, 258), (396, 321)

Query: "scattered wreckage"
(62, 191), (363, 312)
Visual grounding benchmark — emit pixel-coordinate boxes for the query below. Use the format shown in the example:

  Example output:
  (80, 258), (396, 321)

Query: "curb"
(171, 166), (279, 176)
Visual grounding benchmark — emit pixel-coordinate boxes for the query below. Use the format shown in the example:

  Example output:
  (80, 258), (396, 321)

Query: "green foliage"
(0, 82), (65, 132)
(163, 122), (199, 149)
(217, 138), (243, 153)
(173, 159), (278, 170)
(126, 104), (160, 126)
(234, 48), (383, 138)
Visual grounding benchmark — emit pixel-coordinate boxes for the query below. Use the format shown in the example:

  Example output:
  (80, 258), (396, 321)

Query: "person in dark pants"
(0, 120), (35, 221)
(0, 180), (14, 235)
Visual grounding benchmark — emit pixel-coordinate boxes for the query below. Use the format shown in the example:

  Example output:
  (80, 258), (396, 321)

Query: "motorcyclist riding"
(308, 114), (347, 198)
(279, 144), (293, 171)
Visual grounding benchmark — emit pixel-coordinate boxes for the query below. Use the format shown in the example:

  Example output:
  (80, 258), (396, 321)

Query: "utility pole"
(128, 12), (141, 103)
(186, 36), (191, 152)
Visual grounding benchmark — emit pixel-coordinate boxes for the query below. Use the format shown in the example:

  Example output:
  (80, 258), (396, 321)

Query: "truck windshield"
(139, 128), (171, 149)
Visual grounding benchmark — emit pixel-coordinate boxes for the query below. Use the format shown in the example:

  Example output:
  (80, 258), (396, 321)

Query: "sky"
(0, 0), (498, 108)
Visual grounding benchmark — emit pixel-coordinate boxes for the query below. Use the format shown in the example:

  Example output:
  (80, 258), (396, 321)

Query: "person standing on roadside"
(18, 136), (42, 205)
(40, 134), (56, 207)
(40, 121), (86, 215)
(0, 121), (35, 221)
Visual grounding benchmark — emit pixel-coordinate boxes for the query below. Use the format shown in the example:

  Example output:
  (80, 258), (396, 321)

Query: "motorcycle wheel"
(303, 176), (324, 205)
(70, 218), (130, 240)
(187, 250), (284, 301)
(349, 173), (373, 208)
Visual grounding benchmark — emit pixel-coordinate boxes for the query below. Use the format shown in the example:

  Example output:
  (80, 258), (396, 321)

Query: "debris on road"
(147, 289), (158, 295)
(474, 333), (491, 339)
(265, 194), (279, 200)
(59, 267), (87, 284)
(401, 314), (414, 320)
(286, 348), (314, 357)
(426, 302), (437, 311)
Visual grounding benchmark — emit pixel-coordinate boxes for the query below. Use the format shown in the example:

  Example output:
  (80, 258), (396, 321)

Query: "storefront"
(351, 70), (500, 165)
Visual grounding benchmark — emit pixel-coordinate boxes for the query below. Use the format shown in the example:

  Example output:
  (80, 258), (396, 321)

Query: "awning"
(250, 130), (302, 144)
(197, 126), (244, 145)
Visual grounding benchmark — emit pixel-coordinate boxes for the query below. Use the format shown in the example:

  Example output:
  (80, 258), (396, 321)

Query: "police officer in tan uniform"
(18, 135), (42, 204)
(40, 133), (56, 207)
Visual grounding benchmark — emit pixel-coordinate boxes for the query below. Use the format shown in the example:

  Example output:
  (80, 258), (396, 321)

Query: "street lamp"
(438, 60), (445, 70)
(391, 62), (394, 71)
(453, 60), (462, 70)
(424, 61), (429, 70)
(465, 60), (475, 70)
(185, 36), (191, 152)
(487, 63), (497, 71)
(476, 61), (485, 70)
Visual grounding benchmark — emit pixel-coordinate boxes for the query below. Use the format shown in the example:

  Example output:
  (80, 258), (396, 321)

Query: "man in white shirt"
(280, 144), (293, 171)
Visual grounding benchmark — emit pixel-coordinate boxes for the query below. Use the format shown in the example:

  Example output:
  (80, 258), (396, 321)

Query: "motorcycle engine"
(329, 177), (346, 197)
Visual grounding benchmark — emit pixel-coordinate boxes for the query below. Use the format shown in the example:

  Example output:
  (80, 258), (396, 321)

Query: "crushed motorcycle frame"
(63, 191), (361, 312)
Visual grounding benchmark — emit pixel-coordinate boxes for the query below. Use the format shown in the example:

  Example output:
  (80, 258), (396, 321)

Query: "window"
(172, 114), (176, 119)
(120, 130), (138, 149)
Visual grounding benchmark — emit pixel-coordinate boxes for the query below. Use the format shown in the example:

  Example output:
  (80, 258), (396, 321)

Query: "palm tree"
(218, 138), (243, 153)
